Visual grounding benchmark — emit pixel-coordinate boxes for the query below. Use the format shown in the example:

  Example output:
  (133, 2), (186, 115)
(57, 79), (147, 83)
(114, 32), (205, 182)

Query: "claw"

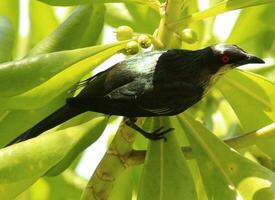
(125, 118), (174, 141)
(152, 126), (164, 134)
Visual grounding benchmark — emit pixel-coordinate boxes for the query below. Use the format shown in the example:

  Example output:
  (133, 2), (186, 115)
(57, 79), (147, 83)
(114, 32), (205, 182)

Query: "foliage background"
(0, 0), (275, 199)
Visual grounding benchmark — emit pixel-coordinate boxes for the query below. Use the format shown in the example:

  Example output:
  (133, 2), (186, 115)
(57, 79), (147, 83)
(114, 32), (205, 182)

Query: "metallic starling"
(5, 44), (265, 146)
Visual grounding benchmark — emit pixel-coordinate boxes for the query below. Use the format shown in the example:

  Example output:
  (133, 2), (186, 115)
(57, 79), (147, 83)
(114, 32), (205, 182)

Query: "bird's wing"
(138, 81), (204, 115)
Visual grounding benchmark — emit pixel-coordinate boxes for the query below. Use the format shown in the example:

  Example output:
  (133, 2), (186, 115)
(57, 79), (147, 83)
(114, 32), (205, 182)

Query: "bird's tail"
(5, 105), (84, 147)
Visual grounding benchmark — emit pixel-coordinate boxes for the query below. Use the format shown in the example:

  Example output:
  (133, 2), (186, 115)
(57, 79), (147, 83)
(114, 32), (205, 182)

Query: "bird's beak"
(235, 54), (265, 67)
(246, 54), (265, 64)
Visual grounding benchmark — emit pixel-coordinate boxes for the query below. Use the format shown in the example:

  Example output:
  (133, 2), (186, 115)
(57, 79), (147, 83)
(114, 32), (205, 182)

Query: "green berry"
(116, 26), (134, 41)
(180, 28), (198, 44)
(137, 34), (152, 49)
(124, 41), (139, 55)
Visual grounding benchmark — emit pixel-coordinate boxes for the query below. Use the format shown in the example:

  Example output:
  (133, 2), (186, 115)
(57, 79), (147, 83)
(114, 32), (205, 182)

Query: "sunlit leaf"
(109, 168), (134, 200)
(169, 0), (275, 29)
(0, 116), (107, 199)
(217, 70), (275, 131)
(37, 0), (160, 10)
(178, 113), (275, 200)
(227, 4), (275, 57)
(0, 0), (19, 58)
(0, 41), (128, 101)
(29, 3), (105, 55)
(137, 117), (197, 200)
(0, 16), (14, 63)
(217, 70), (275, 158)
(0, 92), (67, 148)
(29, 0), (58, 49)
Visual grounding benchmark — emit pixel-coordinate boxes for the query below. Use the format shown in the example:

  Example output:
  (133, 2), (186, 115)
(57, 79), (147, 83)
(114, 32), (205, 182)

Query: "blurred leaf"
(0, 116), (107, 199)
(105, 3), (160, 34)
(0, 92), (67, 148)
(137, 117), (197, 200)
(125, 3), (159, 33)
(0, 0), (19, 35)
(29, 0), (58, 49)
(170, 0), (275, 29)
(37, 0), (92, 5)
(191, 0), (275, 22)
(217, 70), (275, 130)
(178, 113), (275, 200)
(29, 3), (105, 55)
(227, 4), (275, 57)
(0, 16), (14, 62)
(227, 0), (275, 9)
(16, 170), (86, 200)
(46, 113), (107, 176)
(0, 0), (19, 58)
(217, 70), (275, 158)
(109, 168), (134, 200)
(0, 41), (128, 101)
(37, 0), (160, 10)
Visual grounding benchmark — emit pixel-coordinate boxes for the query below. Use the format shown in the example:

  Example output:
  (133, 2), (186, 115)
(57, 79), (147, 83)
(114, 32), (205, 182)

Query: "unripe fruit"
(116, 26), (134, 41)
(137, 34), (152, 49)
(124, 41), (139, 55)
(180, 28), (198, 44)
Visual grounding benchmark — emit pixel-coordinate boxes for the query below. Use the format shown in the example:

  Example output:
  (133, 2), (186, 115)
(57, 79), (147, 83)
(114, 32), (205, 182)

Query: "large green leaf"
(0, 0), (19, 58)
(217, 70), (275, 158)
(0, 41), (127, 101)
(29, 0), (58, 49)
(137, 117), (197, 200)
(227, 4), (275, 57)
(29, 3), (105, 55)
(0, 116), (107, 199)
(0, 16), (14, 63)
(217, 70), (275, 131)
(0, 92), (67, 148)
(178, 113), (275, 200)
(170, 0), (275, 29)
(16, 170), (86, 200)
(37, 0), (160, 10)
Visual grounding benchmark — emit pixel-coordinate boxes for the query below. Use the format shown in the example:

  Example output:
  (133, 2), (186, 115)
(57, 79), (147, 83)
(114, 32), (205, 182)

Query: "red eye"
(221, 54), (230, 64)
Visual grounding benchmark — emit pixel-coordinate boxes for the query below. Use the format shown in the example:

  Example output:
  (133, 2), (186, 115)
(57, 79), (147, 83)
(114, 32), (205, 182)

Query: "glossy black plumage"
(5, 44), (265, 146)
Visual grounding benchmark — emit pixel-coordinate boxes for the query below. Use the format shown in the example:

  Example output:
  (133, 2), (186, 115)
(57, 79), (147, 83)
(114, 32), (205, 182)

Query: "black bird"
(5, 44), (264, 146)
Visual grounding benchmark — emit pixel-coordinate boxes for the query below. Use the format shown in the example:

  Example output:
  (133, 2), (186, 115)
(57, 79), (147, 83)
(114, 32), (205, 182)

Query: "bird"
(5, 44), (264, 146)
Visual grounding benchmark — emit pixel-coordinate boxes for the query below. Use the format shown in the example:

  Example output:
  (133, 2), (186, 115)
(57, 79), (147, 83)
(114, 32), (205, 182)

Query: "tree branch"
(125, 122), (275, 166)
(81, 118), (144, 200)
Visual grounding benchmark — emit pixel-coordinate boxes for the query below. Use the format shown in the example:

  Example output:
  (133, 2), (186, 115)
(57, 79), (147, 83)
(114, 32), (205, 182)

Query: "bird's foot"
(142, 127), (174, 141)
(125, 118), (173, 141)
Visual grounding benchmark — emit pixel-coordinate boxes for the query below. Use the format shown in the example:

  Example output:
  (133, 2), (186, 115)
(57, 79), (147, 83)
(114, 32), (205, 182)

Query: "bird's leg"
(125, 117), (173, 141)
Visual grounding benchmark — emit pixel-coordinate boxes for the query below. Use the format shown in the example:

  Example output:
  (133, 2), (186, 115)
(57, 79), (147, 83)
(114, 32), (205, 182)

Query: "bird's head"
(208, 44), (265, 74)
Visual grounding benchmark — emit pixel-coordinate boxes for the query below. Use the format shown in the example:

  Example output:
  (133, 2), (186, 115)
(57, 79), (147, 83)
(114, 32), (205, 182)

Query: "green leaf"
(227, 4), (275, 57)
(37, 0), (160, 10)
(0, 41), (127, 100)
(217, 70), (275, 130)
(37, 0), (92, 5)
(191, 0), (275, 22)
(0, 0), (19, 58)
(226, 0), (275, 9)
(137, 117), (197, 200)
(29, 0), (58, 49)
(0, 16), (14, 63)
(217, 70), (275, 158)
(16, 170), (86, 200)
(29, 3), (105, 55)
(0, 0), (19, 36)
(0, 92), (67, 148)
(109, 168), (134, 200)
(178, 113), (275, 200)
(0, 116), (107, 199)
(46, 113), (107, 176)
(169, 0), (275, 29)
